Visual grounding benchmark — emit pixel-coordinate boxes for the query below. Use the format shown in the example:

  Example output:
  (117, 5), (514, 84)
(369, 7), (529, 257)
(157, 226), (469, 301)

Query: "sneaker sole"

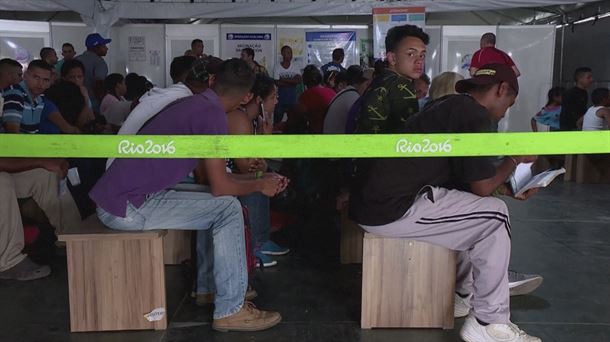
(260, 250), (290, 256)
(454, 307), (471, 318)
(256, 260), (278, 268)
(509, 276), (543, 296)
(212, 315), (282, 332)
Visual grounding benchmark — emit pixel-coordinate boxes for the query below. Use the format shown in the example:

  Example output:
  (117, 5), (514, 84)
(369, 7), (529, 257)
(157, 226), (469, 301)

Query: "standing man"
(55, 43), (76, 76)
(76, 33), (111, 109)
(191, 39), (207, 59)
(350, 64), (541, 342)
(274, 45), (301, 123)
(355, 24), (427, 134)
(241, 48), (269, 77)
(560, 67), (593, 131)
(470, 33), (520, 77)
(321, 48), (347, 75)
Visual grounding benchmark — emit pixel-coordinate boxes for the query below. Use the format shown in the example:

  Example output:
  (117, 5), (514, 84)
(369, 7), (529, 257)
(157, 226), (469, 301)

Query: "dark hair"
(574, 67), (592, 82)
(251, 75), (276, 100)
(281, 45), (292, 54)
(334, 71), (349, 86)
(61, 59), (84, 77)
(191, 39), (203, 48)
(0, 58), (21, 70)
(332, 48), (345, 61)
(27, 59), (53, 73)
(104, 73), (124, 97)
(242, 48), (255, 59)
(374, 59), (386, 77)
(39, 47), (56, 61)
(45, 80), (85, 125)
(125, 73), (148, 101)
(546, 86), (564, 106)
(481, 33), (496, 45)
(170, 56), (196, 83)
(62, 42), (74, 50)
(385, 24), (429, 53)
(591, 88), (610, 106)
(323, 70), (337, 86)
(303, 64), (322, 88)
(212, 58), (255, 97)
(419, 73), (431, 85)
(184, 58), (212, 86)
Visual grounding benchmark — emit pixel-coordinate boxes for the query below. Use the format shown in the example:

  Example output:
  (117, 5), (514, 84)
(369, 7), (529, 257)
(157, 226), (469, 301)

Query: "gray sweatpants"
(361, 186), (511, 324)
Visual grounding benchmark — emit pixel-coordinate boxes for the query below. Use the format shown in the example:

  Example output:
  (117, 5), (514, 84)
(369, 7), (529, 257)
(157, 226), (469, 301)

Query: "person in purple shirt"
(89, 59), (287, 332)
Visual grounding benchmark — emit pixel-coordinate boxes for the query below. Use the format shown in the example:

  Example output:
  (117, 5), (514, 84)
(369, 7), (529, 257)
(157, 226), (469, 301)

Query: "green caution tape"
(0, 132), (608, 158)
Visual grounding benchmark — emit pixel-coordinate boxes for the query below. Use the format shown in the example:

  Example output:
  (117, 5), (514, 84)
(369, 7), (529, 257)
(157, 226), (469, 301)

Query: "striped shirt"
(1, 81), (45, 133)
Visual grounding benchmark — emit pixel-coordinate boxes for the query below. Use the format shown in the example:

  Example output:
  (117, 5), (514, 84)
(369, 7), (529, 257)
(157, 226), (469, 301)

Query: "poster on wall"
(128, 36), (146, 62)
(373, 7), (425, 59)
(223, 33), (274, 69)
(305, 31), (356, 68)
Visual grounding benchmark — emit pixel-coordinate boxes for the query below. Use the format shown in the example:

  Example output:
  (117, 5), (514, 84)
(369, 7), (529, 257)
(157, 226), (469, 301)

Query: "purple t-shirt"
(89, 89), (228, 217)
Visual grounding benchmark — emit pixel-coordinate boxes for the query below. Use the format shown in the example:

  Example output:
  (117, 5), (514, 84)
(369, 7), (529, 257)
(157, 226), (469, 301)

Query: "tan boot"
(212, 301), (281, 332)
(194, 286), (258, 306)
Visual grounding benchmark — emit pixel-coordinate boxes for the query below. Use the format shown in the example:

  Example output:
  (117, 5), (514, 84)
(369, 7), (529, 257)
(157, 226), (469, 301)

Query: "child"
(531, 86), (563, 131)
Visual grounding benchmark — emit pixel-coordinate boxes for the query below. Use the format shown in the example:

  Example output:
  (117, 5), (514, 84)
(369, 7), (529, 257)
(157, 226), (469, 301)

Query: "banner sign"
(373, 7), (426, 59)
(305, 31), (357, 68)
(223, 32), (274, 69)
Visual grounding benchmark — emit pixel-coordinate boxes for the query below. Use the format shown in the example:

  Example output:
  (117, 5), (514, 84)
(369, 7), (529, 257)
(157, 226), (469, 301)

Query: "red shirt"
(298, 86), (336, 133)
(470, 47), (515, 69)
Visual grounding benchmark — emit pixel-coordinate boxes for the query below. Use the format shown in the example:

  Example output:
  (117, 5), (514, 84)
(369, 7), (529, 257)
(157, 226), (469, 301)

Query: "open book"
(509, 162), (566, 197)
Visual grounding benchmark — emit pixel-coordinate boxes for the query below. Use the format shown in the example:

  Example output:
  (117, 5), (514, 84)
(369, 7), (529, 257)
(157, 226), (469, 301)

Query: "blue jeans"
(97, 190), (247, 319)
(239, 192), (270, 253)
(197, 192), (270, 295)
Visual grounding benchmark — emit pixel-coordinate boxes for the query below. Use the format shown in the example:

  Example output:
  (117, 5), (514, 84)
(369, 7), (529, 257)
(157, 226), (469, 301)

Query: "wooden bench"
(564, 154), (610, 183)
(361, 233), (456, 329)
(339, 207), (364, 264)
(58, 215), (168, 332)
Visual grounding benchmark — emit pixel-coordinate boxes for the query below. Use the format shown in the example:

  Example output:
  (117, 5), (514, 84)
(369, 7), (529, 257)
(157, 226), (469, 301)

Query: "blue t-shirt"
(321, 62), (346, 75)
(1, 81), (45, 133)
(39, 98), (61, 134)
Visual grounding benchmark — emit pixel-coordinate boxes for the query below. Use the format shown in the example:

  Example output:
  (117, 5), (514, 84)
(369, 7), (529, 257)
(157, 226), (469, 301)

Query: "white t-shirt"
(274, 62), (301, 81)
(100, 94), (130, 126)
(323, 86), (360, 134)
(107, 83), (193, 169)
(582, 105), (609, 131)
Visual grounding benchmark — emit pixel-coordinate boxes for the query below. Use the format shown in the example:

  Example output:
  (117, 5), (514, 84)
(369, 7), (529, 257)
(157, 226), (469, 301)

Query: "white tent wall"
(50, 23), (93, 59)
(165, 24), (220, 86)
(109, 24), (167, 87)
(0, 20), (50, 65)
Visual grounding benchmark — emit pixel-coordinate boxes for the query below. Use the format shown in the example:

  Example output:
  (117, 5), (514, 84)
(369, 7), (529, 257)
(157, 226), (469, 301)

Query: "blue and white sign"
(222, 31), (274, 69)
(305, 31), (357, 67)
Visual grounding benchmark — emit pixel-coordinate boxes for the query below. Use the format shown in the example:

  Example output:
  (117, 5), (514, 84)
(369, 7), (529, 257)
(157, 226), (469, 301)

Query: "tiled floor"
(1, 182), (609, 342)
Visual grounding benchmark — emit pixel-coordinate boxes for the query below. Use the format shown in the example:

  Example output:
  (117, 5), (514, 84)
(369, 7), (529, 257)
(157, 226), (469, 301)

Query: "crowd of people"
(0, 25), (606, 341)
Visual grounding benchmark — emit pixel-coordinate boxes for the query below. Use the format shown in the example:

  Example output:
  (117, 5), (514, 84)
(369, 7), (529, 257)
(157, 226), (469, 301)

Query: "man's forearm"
(0, 158), (44, 173)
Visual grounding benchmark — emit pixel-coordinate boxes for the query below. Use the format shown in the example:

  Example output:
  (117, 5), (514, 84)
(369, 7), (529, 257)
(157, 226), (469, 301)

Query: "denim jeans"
(97, 190), (247, 319)
(196, 192), (270, 295)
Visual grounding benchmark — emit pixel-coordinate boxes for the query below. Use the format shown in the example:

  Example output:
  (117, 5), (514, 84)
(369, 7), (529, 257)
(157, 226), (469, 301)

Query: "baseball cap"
(85, 33), (112, 49)
(455, 63), (519, 95)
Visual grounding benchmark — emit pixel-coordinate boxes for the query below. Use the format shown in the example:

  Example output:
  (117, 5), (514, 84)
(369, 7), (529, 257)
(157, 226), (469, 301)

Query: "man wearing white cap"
(76, 33), (111, 109)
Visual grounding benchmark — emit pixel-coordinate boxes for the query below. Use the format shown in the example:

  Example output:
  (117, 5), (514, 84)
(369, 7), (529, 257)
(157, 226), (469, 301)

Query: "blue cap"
(85, 33), (112, 49)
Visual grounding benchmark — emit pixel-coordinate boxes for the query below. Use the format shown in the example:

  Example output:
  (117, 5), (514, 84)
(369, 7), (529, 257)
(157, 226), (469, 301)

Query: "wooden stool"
(163, 230), (192, 265)
(340, 207), (364, 264)
(58, 215), (167, 332)
(361, 233), (456, 329)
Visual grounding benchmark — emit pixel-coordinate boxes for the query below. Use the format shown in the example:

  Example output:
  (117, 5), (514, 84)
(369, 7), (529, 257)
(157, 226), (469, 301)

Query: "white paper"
(143, 307), (165, 322)
(67, 167), (80, 186)
(510, 164), (566, 197)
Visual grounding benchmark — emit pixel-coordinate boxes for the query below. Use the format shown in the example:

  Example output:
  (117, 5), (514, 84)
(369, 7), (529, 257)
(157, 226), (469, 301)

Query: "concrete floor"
(1, 181), (609, 342)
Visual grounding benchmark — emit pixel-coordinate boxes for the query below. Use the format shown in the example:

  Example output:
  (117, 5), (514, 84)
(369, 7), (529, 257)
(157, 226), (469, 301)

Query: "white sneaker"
(460, 315), (541, 342)
(455, 293), (473, 318)
(508, 271), (543, 296)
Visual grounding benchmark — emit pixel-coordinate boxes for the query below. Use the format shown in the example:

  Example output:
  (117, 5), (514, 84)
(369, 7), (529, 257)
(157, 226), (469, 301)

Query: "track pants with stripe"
(360, 186), (511, 324)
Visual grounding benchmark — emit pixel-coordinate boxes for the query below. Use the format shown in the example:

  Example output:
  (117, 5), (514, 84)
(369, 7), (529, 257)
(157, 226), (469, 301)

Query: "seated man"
(89, 58), (287, 332)
(0, 158), (81, 280)
(350, 64), (541, 342)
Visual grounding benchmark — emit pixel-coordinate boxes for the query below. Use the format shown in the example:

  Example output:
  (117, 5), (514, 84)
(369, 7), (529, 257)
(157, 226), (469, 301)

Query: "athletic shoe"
(460, 314), (541, 342)
(212, 301), (281, 332)
(455, 293), (473, 318)
(0, 258), (51, 281)
(508, 270), (543, 296)
(260, 240), (290, 256)
(255, 251), (278, 268)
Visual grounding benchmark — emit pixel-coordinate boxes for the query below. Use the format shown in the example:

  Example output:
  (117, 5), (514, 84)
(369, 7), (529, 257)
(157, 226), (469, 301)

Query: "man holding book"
(350, 64), (543, 342)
